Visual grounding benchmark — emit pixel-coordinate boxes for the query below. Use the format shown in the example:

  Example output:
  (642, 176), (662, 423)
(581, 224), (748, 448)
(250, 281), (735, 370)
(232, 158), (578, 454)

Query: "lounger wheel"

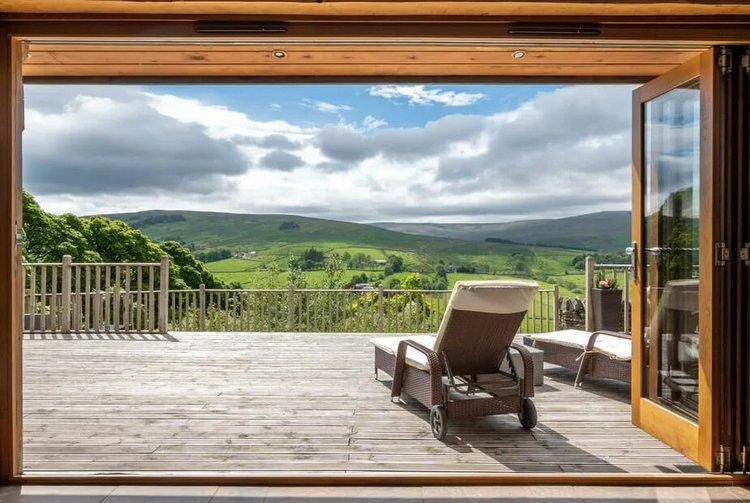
(518, 398), (538, 429)
(429, 405), (448, 440)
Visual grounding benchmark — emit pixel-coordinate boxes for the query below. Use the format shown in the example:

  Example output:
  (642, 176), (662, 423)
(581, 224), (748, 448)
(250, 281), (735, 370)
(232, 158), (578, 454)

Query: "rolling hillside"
(375, 211), (630, 251)
(104, 210), (585, 284)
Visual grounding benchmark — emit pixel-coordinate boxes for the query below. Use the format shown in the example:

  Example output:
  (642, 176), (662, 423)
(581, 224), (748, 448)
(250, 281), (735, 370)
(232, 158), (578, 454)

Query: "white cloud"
(362, 115), (388, 131)
(24, 84), (634, 223)
(303, 99), (352, 114)
(369, 85), (486, 107)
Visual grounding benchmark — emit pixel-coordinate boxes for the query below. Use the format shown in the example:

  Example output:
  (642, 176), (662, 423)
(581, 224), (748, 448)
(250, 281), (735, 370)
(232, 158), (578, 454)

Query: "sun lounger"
(528, 329), (631, 386)
(370, 280), (539, 439)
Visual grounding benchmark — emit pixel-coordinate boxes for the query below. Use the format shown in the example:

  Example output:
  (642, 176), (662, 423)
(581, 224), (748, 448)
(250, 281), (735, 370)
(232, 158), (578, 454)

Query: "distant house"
(353, 283), (375, 290)
(234, 251), (258, 260)
(373, 259), (387, 266)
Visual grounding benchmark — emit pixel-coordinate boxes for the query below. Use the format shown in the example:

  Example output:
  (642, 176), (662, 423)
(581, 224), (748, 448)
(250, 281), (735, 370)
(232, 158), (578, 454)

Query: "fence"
(23, 255), (169, 334)
(168, 285), (560, 334)
(23, 257), (560, 335)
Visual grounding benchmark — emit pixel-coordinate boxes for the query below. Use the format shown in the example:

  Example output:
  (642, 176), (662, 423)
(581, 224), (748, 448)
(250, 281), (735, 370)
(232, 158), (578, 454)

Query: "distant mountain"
(103, 210), (587, 283)
(374, 211), (631, 251)
(104, 210), (546, 256)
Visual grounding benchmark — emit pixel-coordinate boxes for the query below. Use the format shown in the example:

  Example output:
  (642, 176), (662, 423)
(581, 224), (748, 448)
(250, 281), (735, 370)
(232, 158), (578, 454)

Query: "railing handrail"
(595, 263), (632, 269)
(24, 261), (162, 267)
(173, 287), (556, 294)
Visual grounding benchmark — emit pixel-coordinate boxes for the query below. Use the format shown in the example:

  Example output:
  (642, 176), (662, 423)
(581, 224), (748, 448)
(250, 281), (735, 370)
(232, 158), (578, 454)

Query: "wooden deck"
(22, 332), (703, 474)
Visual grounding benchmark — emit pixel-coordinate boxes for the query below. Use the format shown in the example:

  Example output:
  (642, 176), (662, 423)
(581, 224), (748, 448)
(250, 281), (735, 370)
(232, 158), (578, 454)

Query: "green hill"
(104, 210), (585, 288)
(374, 211), (631, 251)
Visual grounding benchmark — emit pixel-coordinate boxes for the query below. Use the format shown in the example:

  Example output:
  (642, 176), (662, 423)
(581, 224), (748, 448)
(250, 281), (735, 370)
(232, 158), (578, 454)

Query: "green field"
(109, 210), (589, 296)
(205, 258), (585, 297)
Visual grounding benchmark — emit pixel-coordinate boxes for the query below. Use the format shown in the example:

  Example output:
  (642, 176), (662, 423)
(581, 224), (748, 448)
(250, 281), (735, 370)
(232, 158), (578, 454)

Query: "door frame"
(2, 20), (750, 484)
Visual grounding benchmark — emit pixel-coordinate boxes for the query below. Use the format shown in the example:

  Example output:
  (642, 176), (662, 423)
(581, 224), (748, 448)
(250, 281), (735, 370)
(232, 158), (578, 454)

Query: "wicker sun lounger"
(528, 329), (632, 386)
(370, 280), (539, 440)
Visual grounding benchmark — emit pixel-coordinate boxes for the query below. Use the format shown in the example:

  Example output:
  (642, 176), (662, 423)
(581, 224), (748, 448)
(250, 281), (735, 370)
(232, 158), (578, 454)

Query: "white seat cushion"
(528, 329), (631, 361)
(369, 335), (437, 371)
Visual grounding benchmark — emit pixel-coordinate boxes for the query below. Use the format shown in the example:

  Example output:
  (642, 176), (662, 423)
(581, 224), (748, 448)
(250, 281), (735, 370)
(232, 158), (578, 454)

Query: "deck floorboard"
(22, 332), (703, 474)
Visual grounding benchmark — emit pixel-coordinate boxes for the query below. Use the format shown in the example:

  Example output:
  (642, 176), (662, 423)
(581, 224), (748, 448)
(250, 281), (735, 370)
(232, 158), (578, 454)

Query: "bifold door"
(631, 50), (719, 470)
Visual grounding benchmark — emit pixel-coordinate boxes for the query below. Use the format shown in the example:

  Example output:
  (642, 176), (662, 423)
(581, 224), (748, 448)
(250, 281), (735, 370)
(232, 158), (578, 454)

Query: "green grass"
(111, 210), (588, 295)
(205, 258), (585, 297)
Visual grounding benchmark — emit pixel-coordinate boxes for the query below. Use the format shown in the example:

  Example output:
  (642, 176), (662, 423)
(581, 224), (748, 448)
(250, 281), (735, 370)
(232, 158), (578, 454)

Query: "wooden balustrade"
(24, 261), (560, 335)
(168, 286), (559, 334)
(23, 255), (169, 334)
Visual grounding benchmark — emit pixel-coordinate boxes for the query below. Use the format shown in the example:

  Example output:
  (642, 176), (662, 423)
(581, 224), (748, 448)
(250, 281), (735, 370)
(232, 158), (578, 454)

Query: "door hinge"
(741, 244), (750, 266)
(718, 48), (733, 75)
(715, 242), (730, 266)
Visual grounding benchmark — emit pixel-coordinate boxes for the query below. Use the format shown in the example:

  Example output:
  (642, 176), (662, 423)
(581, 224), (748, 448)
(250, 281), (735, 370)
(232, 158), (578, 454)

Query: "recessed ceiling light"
(273, 50), (287, 59)
(512, 50), (526, 59)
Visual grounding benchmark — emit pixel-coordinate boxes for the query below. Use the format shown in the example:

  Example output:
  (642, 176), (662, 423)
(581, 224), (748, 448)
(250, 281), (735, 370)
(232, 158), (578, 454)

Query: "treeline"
(22, 191), (224, 289)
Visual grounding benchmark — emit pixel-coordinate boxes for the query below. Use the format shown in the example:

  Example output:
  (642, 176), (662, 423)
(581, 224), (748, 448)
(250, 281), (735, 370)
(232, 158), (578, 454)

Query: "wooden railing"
(23, 255), (169, 334)
(168, 286), (559, 334)
(23, 258), (560, 335)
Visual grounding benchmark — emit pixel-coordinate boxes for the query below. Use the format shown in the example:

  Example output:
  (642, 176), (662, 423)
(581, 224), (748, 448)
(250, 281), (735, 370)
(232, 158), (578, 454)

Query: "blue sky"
(145, 84), (561, 129)
(23, 83), (632, 222)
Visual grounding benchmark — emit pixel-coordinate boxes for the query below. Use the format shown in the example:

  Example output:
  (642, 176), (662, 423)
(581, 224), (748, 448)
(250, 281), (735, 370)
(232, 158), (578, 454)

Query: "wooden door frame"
(2, 19), (750, 485)
(631, 51), (720, 469)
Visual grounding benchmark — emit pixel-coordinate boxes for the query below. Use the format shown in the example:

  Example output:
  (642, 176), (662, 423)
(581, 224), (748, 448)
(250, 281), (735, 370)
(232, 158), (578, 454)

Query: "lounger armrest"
(586, 330), (631, 351)
(392, 339), (443, 405)
(509, 343), (534, 398)
(396, 339), (438, 362)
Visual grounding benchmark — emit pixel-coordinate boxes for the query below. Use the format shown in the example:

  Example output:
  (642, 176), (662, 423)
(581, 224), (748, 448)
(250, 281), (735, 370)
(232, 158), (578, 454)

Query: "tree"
(21, 190), (224, 289)
(286, 255), (307, 288)
(383, 254), (404, 276)
(300, 247), (325, 270)
(322, 252), (344, 288)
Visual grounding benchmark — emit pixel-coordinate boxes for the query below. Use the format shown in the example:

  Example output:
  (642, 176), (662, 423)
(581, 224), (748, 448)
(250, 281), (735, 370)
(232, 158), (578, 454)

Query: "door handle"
(625, 241), (637, 282)
(644, 247), (662, 256)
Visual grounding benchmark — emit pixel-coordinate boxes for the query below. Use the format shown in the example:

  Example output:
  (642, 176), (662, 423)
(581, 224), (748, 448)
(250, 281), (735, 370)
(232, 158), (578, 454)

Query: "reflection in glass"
(642, 81), (700, 419)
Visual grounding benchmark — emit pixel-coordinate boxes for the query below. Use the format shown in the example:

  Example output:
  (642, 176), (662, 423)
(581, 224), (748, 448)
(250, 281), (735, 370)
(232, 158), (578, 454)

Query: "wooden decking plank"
(22, 331), (701, 474)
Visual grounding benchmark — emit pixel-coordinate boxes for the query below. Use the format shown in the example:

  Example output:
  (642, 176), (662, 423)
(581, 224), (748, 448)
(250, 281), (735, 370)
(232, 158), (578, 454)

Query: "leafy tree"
(21, 190), (224, 289)
(300, 247), (325, 270)
(196, 248), (232, 263)
(286, 255), (307, 288)
(383, 254), (405, 276)
(322, 252), (344, 288)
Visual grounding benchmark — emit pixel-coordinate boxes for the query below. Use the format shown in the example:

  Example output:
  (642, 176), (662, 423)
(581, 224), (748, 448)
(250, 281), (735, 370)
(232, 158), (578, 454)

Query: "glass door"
(631, 50), (718, 470)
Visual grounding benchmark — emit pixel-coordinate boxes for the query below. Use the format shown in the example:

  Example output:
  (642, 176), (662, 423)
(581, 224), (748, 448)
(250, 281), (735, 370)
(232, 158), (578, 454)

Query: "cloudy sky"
(23, 83), (634, 223)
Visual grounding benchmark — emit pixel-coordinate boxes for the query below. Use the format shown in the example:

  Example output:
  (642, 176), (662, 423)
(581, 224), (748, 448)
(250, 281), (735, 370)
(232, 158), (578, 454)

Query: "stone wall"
(558, 297), (586, 330)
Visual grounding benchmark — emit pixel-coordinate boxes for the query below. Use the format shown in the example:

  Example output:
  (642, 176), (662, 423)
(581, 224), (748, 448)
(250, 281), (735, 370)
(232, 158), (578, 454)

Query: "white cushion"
(447, 280), (539, 315)
(528, 329), (631, 361)
(369, 335), (437, 371)
(434, 280), (538, 350)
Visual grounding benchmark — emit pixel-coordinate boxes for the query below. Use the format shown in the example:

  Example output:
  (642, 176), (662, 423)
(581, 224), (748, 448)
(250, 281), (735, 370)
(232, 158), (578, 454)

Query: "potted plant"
(591, 270), (622, 331)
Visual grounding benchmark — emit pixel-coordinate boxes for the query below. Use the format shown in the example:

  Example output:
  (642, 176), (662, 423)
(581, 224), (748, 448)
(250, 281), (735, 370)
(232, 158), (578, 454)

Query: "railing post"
(158, 255), (169, 334)
(377, 285), (384, 332)
(60, 255), (72, 334)
(198, 283), (206, 331)
(553, 285), (560, 331)
(287, 285), (295, 332)
(584, 256), (595, 331)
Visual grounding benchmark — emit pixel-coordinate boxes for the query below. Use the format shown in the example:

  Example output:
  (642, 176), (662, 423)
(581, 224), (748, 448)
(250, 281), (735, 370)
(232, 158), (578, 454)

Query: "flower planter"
(591, 288), (622, 331)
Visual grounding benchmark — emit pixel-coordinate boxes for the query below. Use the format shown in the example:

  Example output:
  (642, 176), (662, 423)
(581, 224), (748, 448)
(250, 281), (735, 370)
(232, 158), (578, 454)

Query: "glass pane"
(642, 80), (701, 420)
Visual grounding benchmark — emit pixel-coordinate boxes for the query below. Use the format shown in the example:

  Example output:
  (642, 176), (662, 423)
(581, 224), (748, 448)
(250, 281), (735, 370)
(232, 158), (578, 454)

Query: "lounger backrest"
(433, 280), (538, 375)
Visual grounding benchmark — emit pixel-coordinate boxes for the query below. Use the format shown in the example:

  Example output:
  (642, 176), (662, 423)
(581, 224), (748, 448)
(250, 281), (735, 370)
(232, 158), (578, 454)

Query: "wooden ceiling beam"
(21, 42), (702, 78)
(4, 1), (750, 18)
